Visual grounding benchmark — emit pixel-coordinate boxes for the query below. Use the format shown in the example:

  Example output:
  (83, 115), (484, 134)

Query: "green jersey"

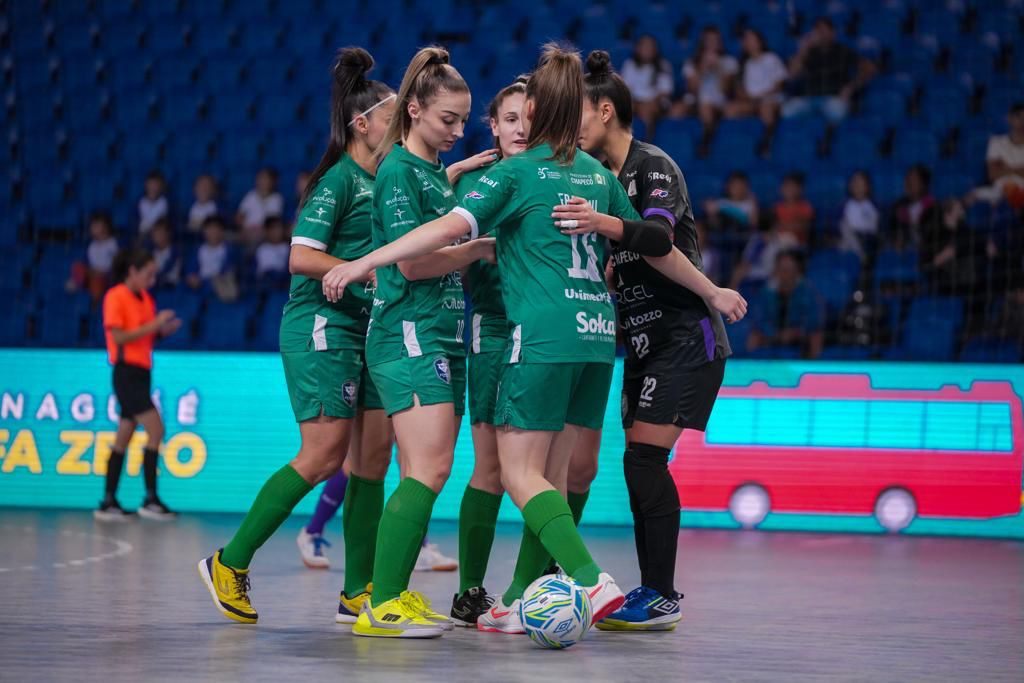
(452, 144), (640, 365)
(280, 155), (376, 353)
(366, 143), (465, 366)
(455, 167), (506, 354)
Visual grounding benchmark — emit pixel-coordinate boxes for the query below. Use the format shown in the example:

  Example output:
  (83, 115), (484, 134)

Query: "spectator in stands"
(705, 170), (759, 235)
(838, 170), (879, 261)
(292, 170), (311, 221)
(186, 216), (239, 302)
(680, 26), (738, 147)
(748, 250), (824, 359)
(149, 219), (181, 290)
(68, 211), (119, 303)
(253, 216), (290, 290)
(729, 224), (784, 291)
(992, 281), (1024, 347)
(725, 28), (787, 130)
(236, 167), (283, 247)
(187, 174), (219, 235)
(137, 171), (169, 238)
(782, 17), (875, 124)
(774, 172), (815, 246)
(920, 199), (972, 296)
(971, 102), (1024, 207)
(620, 34), (675, 139)
(696, 219), (722, 284)
(890, 164), (939, 249)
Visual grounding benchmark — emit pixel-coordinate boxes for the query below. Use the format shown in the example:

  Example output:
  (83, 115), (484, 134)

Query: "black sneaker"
(450, 586), (495, 627)
(94, 497), (135, 522)
(138, 496), (178, 521)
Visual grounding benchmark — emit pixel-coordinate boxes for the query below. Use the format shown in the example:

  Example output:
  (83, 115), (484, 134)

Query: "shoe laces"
(232, 571), (252, 601)
(311, 535), (331, 555)
(465, 587), (490, 611)
(400, 591), (430, 617)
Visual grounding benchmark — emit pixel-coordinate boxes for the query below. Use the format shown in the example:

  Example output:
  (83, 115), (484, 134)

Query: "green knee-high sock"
(221, 465), (313, 569)
(342, 474), (385, 596)
(371, 477), (438, 604)
(568, 489), (590, 527)
(523, 490), (601, 587)
(458, 486), (503, 594)
(502, 524), (552, 604)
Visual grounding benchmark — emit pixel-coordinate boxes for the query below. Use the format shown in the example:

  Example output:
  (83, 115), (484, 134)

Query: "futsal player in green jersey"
(197, 48), (396, 624)
(323, 44), (679, 631)
(327, 46), (494, 639)
(447, 76), (530, 627)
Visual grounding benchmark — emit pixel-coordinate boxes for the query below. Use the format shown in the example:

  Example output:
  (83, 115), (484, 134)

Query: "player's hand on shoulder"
(709, 287), (748, 324)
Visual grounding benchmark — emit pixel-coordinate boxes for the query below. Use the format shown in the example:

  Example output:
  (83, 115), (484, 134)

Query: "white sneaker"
(414, 542), (457, 572)
(582, 572), (626, 626)
(297, 528), (330, 569)
(476, 597), (524, 634)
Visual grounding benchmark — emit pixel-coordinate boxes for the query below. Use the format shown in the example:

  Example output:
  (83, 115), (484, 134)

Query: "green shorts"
(368, 354), (466, 417)
(359, 364), (384, 411)
(281, 349), (366, 422)
(468, 351), (503, 426)
(495, 362), (613, 431)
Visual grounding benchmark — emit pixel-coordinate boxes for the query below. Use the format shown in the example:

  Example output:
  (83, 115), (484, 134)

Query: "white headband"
(348, 94), (397, 126)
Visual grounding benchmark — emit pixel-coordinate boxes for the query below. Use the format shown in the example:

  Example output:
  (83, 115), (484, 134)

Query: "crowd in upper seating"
(2, 0), (1021, 360)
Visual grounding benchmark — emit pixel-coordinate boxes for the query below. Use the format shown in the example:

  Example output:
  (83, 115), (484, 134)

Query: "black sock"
(624, 442), (680, 598)
(143, 448), (159, 498)
(105, 449), (126, 501)
(623, 447), (648, 586)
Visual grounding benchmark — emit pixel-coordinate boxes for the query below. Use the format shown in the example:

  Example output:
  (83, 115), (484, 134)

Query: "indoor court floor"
(1, 509), (1022, 682)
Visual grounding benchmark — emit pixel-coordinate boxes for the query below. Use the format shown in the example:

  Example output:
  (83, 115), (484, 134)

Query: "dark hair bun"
(426, 47), (450, 66)
(336, 47), (374, 77)
(586, 50), (612, 76)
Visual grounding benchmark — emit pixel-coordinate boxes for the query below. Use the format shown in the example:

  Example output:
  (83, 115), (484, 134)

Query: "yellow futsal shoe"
(336, 583), (372, 624)
(406, 590), (455, 631)
(351, 592), (445, 638)
(197, 549), (258, 624)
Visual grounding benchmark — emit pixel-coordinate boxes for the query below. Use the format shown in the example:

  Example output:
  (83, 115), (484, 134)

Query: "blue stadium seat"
(709, 119), (763, 167)
(861, 88), (908, 128)
(653, 118), (702, 153)
(832, 130), (880, 174)
(100, 17), (146, 56)
(253, 291), (288, 351)
(155, 53), (199, 91)
(818, 346), (873, 361)
(959, 338), (1023, 363)
(874, 248), (919, 289)
(160, 89), (207, 129)
(807, 270), (855, 321)
(198, 299), (249, 350)
(891, 128), (939, 167)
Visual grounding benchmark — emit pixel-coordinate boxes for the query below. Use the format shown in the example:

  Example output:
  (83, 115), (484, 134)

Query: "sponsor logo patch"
(650, 188), (670, 199)
(342, 380), (358, 408)
(465, 191), (485, 200)
(434, 357), (451, 384)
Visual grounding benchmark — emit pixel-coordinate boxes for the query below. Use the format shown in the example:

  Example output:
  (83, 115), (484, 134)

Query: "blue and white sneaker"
(297, 528), (330, 569)
(596, 586), (682, 631)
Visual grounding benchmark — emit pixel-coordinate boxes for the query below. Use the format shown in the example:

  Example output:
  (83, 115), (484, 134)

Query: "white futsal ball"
(519, 574), (592, 649)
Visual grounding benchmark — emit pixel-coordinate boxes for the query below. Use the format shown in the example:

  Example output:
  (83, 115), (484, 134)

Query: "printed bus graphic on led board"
(670, 374), (1024, 532)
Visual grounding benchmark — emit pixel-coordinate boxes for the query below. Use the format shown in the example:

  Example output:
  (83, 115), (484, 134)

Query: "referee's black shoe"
(94, 497), (135, 522)
(138, 495), (178, 521)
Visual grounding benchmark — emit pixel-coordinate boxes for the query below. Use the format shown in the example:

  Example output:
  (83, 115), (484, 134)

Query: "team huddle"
(197, 42), (747, 641)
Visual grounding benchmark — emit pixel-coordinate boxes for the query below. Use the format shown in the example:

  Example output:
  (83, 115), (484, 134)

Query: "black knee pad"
(623, 442), (680, 518)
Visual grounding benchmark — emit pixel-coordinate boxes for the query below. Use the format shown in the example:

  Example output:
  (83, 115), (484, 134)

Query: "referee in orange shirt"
(96, 249), (182, 521)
